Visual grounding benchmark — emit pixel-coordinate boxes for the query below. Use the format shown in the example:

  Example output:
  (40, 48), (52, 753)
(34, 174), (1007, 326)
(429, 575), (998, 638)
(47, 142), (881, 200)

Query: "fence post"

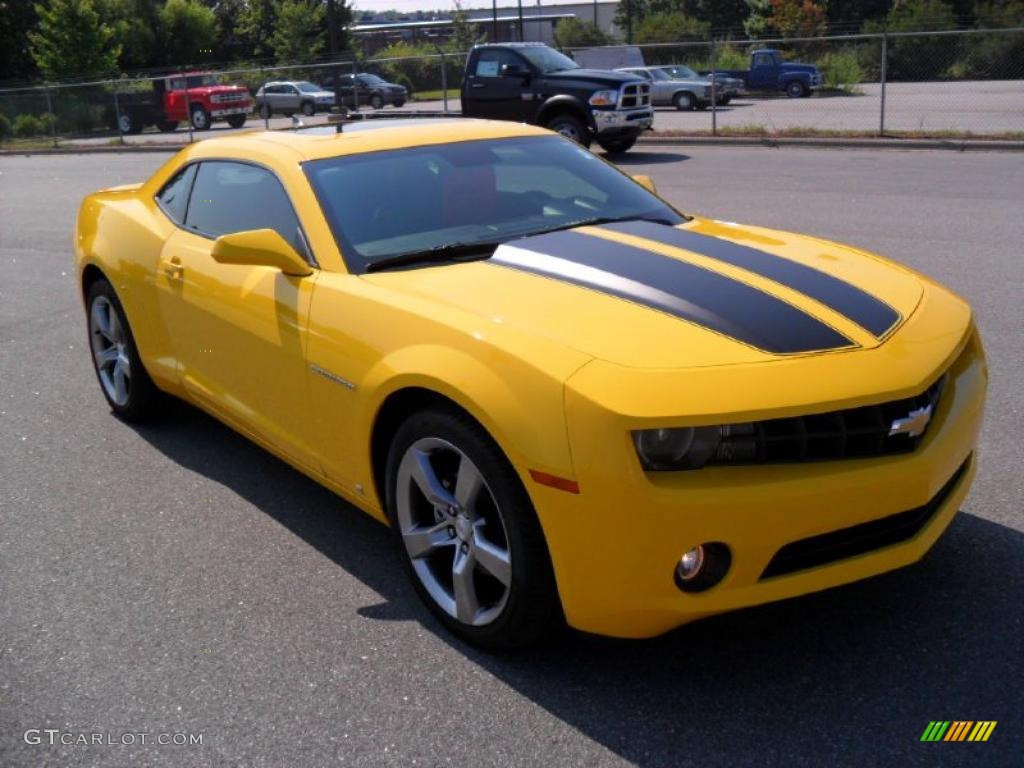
(440, 51), (448, 114)
(183, 66), (194, 144)
(710, 39), (717, 137)
(44, 86), (57, 148)
(351, 59), (359, 112)
(260, 66), (270, 128)
(879, 31), (888, 137)
(112, 87), (125, 145)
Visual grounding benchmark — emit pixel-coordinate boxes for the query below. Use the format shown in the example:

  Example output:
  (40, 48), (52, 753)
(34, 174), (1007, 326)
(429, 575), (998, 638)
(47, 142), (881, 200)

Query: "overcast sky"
(352, 0), (587, 13)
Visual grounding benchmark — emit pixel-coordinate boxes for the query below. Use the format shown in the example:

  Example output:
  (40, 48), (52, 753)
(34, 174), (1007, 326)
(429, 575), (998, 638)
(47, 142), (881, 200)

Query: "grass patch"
(411, 88), (459, 102)
(649, 125), (1024, 141)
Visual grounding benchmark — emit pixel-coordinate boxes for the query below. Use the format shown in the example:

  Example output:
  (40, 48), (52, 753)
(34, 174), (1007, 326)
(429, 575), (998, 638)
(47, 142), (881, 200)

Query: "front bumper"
(211, 104), (251, 118)
(535, 327), (986, 639)
(591, 107), (654, 136)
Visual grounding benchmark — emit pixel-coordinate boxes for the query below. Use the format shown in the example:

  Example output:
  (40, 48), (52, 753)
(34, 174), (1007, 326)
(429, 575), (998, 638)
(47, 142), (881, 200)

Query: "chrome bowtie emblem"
(889, 405), (933, 438)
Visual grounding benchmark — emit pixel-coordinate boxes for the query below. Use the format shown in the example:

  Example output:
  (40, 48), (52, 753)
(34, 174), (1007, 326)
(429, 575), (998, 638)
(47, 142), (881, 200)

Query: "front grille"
(760, 455), (970, 579)
(216, 92), (248, 103)
(619, 83), (651, 109)
(709, 374), (946, 466)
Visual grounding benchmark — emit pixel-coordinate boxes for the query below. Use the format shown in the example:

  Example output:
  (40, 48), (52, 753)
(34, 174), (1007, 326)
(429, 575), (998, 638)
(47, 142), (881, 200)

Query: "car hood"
(544, 68), (644, 87)
(780, 62), (819, 74)
(361, 218), (929, 370)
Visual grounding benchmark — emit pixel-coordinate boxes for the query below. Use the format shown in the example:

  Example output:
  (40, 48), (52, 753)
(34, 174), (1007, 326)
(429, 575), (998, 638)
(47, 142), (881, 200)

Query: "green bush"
(0, 113), (11, 141)
(371, 41), (442, 94)
(687, 45), (748, 74)
(13, 114), (43, 138)
(817, 50), (862, 92)
(57, 100), (105, 134)
(37, 112), (57, 134)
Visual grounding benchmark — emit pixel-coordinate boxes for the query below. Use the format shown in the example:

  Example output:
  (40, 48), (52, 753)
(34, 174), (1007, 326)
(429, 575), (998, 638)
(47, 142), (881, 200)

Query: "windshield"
(185, 74), (219, 87)
(666, 65), (698, 79)
(358, 73), (387, 84)
(296, 81), (321, 92)
(304, 136), (685, 273)
(518, 47), (578, 74)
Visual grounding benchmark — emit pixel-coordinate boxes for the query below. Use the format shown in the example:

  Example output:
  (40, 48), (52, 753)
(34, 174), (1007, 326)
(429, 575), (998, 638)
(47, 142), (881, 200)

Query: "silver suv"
(254, 81), (336, 118)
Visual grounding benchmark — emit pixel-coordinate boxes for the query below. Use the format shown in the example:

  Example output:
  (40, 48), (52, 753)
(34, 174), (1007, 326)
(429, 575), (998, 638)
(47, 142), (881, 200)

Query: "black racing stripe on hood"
(492, 230), (853, 354)
(601, 220), (900, 338)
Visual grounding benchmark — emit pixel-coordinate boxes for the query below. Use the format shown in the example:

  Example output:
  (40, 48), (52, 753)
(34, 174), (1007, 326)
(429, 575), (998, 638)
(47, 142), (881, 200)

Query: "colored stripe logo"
(493, 230), (853, 355)
(921, 721), (997, 742)
(599, 220), (901, 338)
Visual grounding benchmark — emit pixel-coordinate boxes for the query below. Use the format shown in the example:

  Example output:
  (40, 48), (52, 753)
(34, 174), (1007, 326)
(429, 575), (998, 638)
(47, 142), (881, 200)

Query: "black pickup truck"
(461, 43), (653, 154)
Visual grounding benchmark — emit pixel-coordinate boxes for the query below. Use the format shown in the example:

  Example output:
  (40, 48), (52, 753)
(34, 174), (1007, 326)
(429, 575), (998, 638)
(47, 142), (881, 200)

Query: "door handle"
(161, 257), (183, 279)
(470, 83), (486, 89)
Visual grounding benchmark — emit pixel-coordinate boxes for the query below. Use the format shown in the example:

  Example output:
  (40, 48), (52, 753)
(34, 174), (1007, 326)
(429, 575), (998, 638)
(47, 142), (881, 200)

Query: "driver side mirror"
(211, 228), (313, 277)
(632, 174), (657, 194)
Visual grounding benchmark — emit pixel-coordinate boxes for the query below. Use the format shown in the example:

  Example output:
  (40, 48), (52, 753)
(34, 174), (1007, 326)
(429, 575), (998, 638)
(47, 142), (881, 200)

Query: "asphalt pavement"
(1, 147), (1022, 767)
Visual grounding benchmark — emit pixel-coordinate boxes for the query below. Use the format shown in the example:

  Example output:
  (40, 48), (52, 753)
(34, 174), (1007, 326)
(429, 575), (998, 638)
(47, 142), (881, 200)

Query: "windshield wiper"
(365, 240), (503, 273)
(531, 214), (676, 238)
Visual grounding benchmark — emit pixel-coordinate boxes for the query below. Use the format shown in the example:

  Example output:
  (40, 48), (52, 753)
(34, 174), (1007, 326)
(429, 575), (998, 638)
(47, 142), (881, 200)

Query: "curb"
(637, 135), (1024, 151)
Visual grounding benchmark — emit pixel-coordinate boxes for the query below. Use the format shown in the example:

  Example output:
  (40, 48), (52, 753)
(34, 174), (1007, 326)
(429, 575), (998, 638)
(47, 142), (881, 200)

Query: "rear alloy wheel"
(545, 114), (591, 148)
(386, 408), (562, 648)
(301, 100), (315, 116)
(786, 80), (807, 98)
(117, 112), (142, 135)
(673, 91), (695, 111)
(597, 136), (637, 155)
(87, 279), (160, 421)
(370, 93), (384, 110)
(190, 104), (210, 130)
(259, 102), (272, 119)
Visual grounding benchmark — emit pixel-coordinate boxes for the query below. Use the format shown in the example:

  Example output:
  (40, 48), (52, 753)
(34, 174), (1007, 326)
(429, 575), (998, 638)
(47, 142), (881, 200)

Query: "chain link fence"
(0, 28), (1020, 148)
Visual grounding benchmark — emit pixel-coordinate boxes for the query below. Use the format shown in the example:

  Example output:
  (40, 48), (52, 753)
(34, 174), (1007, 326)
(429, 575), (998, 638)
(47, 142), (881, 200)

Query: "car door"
(463, 49), (532, 121)
(750, 53), (776, 89)
(154, 160), (321, 469)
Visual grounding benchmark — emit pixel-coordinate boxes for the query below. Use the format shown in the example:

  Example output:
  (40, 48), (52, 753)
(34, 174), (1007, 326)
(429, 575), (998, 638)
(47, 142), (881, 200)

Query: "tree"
(101, 0), (162, 71)
(554, 18), (615, 49)
(161, 0), (217, 67)
(238, 0), (278, 59)
(745, 0), (827, 39)
(634, 12), (709, 43)
(864, 0), (957, 79)
(448, 0), (484, 53)
(0, 1), (41, 82)
(270, 0), (326, 63)
(29, 0), (121, 79)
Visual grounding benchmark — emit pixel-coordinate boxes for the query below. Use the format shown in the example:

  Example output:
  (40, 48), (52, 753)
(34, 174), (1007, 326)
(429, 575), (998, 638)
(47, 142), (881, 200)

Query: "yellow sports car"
(75, 120), (986, 647)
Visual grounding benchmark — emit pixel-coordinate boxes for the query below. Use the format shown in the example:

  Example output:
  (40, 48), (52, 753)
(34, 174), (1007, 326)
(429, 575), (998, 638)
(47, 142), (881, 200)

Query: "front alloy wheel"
(396, 437), (512, 626)
(386, 408), (562, 648)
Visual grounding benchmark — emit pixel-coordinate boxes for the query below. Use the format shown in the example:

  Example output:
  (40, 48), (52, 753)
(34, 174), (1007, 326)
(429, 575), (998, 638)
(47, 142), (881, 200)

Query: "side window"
(475, 50), (520, 77)
(168, 77), (186, 90)
(754, 54), (773, 68)
(155, 164), (197, 224)
(184, 161), (308, 259)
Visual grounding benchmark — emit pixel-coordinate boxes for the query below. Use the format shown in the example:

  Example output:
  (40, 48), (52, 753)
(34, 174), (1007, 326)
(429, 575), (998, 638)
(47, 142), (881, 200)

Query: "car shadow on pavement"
(608, 152), (691, 165)
(135, 401), (1023, 768)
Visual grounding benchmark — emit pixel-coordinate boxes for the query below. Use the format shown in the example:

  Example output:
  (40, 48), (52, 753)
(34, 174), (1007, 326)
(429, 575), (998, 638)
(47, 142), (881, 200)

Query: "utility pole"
(326, 0), (342, 112)
(492, 0), (498, 42)
(517, 0), (523, 42)
(593, 0), (598, 26)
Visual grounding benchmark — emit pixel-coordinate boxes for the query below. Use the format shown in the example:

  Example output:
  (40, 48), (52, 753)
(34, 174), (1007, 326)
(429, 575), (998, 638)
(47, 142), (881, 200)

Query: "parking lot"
(1, 146), (1022, 767)
(58, 79), (1024, 148)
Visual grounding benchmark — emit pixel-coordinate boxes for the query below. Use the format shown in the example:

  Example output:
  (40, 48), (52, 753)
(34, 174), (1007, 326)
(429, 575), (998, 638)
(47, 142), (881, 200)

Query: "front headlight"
(633, 424), (761, 470)
(589, 89), (618, 107)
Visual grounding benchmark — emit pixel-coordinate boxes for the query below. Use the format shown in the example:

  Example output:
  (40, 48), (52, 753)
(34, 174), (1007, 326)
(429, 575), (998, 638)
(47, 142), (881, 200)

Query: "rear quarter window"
(155, 164), (197, 224)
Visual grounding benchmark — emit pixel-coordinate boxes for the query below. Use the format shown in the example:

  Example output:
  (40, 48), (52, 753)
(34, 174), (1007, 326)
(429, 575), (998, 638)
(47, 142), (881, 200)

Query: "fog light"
(677, 546), (706, 582)
(674, 542), (731, 593)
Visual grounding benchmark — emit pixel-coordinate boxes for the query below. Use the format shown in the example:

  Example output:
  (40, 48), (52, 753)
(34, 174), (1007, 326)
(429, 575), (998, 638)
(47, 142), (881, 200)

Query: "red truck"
(112, 72), (252, 134)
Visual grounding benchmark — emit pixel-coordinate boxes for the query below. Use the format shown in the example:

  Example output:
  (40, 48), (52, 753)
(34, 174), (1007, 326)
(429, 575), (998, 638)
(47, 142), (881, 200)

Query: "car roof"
(184, 118), (552, 163)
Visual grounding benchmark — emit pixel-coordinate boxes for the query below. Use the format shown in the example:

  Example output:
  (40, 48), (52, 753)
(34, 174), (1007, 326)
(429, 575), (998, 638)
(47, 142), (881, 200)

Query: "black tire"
(786, 80), (807, 98)
(545, 113), (592, 148)
(190, 104), (210, 130)
(597, 136), (637, 155)
(86, 278), (161, 422)
(259, 102), (272, 119)
(300, 100), (315, 116)
(673, 91), (695, 111)
(384, 407), (563, 649)
(393, 99), (406, 108)
(719, 96), (732, 105)
(370, 93), (384, 110)
(226, 114), (247, 128)
(157, 120), (178, 133)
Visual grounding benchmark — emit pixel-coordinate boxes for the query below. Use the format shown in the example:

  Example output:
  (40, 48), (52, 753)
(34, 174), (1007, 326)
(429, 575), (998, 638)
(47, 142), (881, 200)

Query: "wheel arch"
(537, 95), (593, 132)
